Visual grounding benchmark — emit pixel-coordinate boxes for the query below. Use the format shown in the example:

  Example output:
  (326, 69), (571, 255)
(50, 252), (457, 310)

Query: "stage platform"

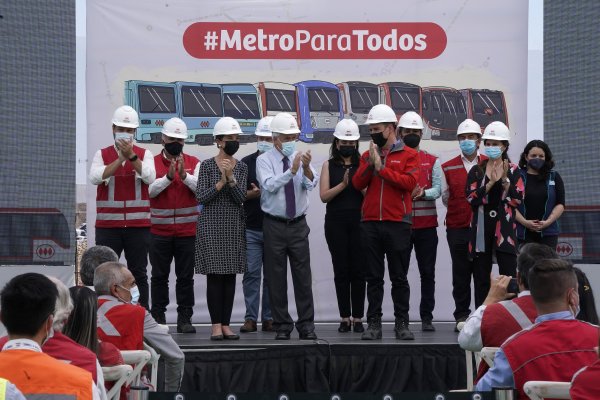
(167, 322), (467, 393)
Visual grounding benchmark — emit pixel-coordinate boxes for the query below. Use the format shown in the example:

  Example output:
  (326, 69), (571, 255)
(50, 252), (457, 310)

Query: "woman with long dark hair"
(466, 122), (524, 308)
(515, 140), (565, 249)
(319, 119), (366, 333)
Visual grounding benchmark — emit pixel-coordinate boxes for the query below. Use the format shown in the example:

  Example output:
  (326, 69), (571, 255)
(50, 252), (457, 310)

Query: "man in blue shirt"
(256, 112), (319, 340)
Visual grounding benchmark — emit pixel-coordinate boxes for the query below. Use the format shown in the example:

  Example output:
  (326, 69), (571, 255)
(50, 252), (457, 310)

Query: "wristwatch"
(128, 154), (138, 162)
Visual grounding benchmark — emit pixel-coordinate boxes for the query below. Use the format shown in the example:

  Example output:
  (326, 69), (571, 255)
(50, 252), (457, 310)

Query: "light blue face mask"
(119, 284), (140, 305)
(485, 146), (503, 160)
(257, 141), (273, 153)
(459, 139), (477, 156)
(281, 141), (296, 157)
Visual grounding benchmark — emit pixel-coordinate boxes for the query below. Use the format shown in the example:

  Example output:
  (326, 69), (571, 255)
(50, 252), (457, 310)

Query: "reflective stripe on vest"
(97, 300), (121, 337)
(151, 216), (198, 225)
(0, 378), (6, 400)
(27, 394), (76, 400)
(96, 179), (150, 211)
(500, 300), (533, 330)
(443, 165), (463, 172)
(150, 206), (198, 217)
(413, 200), (437, 217)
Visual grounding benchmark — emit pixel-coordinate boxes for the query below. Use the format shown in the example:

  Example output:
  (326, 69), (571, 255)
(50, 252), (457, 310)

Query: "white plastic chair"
(121, 350), (151, 387)
(523, 381), (571, 399)
(458, 350), (482, 391)
(480, 346), (500, 368)
(102, 364), (133, 400)
(143, 342), (161, 390)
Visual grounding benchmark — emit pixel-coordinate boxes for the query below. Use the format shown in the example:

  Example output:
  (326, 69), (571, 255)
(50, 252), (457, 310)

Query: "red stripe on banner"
(183, 22), (447, 60)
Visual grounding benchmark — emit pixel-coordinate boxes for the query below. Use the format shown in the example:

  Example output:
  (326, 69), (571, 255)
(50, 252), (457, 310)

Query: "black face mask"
(164, 142), (183, 156)
(402, 133), (421, 149)
(528, 158), (545, 171)
(338, 145), (356, 158)
(370, 131), (387, 148)
(223, 140), (240, 156)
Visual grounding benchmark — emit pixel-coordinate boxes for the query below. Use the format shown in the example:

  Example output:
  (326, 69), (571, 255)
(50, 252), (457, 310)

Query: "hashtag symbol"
(204, 31), (218, 50)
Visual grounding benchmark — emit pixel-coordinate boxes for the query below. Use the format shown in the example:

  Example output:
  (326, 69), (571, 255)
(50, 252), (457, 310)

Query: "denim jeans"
(242, 229), (271, 321)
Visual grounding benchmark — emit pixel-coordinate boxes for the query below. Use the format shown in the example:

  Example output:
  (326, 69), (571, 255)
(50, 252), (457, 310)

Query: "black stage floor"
(166, 322), (467, 393)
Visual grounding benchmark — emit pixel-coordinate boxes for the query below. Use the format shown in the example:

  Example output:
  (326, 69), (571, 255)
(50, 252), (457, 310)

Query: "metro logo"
(183, 22), (447, 59)
(36, 244), (55, 259)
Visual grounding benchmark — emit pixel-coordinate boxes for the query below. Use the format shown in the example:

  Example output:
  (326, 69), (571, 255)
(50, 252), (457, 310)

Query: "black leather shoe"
(177, 321), (197, 334)
(275, 330), (291, 340)
(394, 320), (415, 340)
(299, 331), (317, 340)
(421, 320), (436, 332)
(210, 334), (224, 341)
(338, 321), (350, 333)
(353, 321), (365, 333)
(224, 333), (240, 340)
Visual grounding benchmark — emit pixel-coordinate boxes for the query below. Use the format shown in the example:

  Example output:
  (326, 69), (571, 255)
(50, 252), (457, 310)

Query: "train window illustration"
(348, 86), (378, 114)
(182, 86), (223, 118)
(472, 91), (504, 116)
(307, 88), (339, 113)
(390, 87), (420, 113)
(266, 89), (296, 113)
(224, 93), (261, 120)
(138, 85), (176, 114)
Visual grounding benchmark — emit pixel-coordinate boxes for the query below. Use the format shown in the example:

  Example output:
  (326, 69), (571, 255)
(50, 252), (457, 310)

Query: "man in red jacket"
(148, 118), (200, 333)
(352, 104), (419, 341)
(476, 259), (598, 398)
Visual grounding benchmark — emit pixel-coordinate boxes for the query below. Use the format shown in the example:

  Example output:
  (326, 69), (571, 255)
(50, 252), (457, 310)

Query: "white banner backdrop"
(86, 0), (528, 323)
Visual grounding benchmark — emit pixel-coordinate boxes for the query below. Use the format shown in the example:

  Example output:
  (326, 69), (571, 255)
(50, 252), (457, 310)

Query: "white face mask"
(114, 132), (133, 142)
(257, 140), (273, 153)
(42, 325), (54, 346)
(117, 284), (140, 305)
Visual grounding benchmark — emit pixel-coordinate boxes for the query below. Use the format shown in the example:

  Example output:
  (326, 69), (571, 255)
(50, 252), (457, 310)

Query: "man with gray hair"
(94, 262), (184, 391)
(80, 245), (119, 287)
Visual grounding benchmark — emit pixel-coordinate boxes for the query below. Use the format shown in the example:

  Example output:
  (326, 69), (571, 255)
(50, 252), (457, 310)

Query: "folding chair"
(102, 364), (133, 400)
(480, 346), (500, 368)
(143, 342), (161, 390)
(523, 381), (571, 400)
(121, 350), (151, 387)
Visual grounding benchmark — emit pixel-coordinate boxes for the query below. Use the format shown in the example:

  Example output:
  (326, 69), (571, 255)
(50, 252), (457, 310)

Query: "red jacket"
(97, 296), (145, 351)
(570, 359), (600, 400)
(96, 145), (151, 228)
(503, 319), (598, 400)
(352, 141), (419, 223)
(412, 150), (438, 229)
(150, 152), (200, 237)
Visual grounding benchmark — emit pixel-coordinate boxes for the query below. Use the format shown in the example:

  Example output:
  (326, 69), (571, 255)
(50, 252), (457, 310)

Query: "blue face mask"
(459, 139), (477, 156)
(485, 146), (503, 160)
(281, 141), (296, 157)
(119, 284), (140, 305)
(257, 141), (273, 153)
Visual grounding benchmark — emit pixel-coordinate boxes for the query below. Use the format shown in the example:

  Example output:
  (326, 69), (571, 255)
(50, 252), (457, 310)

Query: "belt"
(264, 213), (306, 225)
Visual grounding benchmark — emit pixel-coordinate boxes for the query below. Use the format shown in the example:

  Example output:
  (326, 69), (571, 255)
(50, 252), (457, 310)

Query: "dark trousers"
(324, 213), (366, 319)
(149, 234), (195, 320)
(263, 217), (315, 334)
(361, 221), (412, 322)
(406, 227), (438, 321)
(206, 274), (236, 325)
(446, 227), (475, 321)
(96, 227), (150, 309)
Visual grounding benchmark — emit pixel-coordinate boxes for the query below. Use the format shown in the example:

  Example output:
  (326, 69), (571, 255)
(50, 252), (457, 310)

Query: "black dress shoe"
(210, 334), (224, 341)
(275, 330), (291, 340)
(224, 333), (240, 340)
(353, 321), (365, 333)
(299, 331), (317, 340)
(177, 321), (197, 334)
(338, 321), (350, 333)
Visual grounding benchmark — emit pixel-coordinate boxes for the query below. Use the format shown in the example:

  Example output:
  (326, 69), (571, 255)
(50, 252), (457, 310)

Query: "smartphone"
(507, 277), (519, 294)
(115, 132), (133, 142)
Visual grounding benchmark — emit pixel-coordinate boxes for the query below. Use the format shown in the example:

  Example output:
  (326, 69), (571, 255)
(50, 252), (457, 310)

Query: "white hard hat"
(112, 106), (139, 128)
(398, 111), (424, 130)
(333, 119), (360, 140)
(270, 112), (301, 135)
(457, 119), (482, 136)
(364, 104), (397, 125)
(213, 117), (243, 137)
(482, 121), (511, 142)
(255, 116), (274, 137)
(161, 117), (188, 139)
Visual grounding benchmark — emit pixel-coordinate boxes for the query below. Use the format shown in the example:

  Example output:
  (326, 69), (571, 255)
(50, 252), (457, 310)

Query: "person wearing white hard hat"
(148, 118), (200, 333)
(256, 112), (319, 341)
(396, 111), (442, 332)
(352, 104), (420, 341)
(194, 117), (248, 340)
(441, 118), (488, 331)
(239, 117), (274, 334)
(89, 105), (156, 309)
(319, 119), (366, 334)
(466, 121), (524, 308)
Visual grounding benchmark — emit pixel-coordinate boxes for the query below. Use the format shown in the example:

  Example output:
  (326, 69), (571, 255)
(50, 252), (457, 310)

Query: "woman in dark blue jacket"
(515, 140), (565, 249)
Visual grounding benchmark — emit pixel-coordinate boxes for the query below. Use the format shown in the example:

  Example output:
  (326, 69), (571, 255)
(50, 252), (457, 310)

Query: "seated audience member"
(459, 243), (558, 351)
(80, 245), (119, 288)
(0, 273), (96, 399)
(476, 259), (599, 397)
(574, 267), (599, 324)
(94, 262), (185, 392)
(570, 328), (600, 400)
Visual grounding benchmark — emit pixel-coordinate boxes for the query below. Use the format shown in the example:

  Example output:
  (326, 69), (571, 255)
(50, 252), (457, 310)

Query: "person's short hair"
(529, 259), (577, 305)
(93, 262), (127, 295)
(63, 286), (98, 354)
(46, 276), (73, 332)
(573, 267), (599, 325)
(517, 243), (558, 289)
(80, 245), (119, 286)
(0, 273), (58, 336)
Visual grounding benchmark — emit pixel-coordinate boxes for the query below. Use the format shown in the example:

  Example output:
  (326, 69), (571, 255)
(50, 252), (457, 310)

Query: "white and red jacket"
(97, 296), (145, 351)
(92, 145), (155, 228)
(149, 152), (200, 237)
(412, 150), (439, 229)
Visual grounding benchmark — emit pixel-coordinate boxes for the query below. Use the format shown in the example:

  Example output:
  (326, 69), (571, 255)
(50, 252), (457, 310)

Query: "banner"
(86, 0), (529, 322)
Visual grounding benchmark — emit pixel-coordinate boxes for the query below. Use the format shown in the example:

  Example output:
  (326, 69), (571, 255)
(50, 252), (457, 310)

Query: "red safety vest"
(442, 154), (486, 228)
(570, 359), (600, 400)
(97, 296), (145, 351)
(503, 319), (598, 400)
(96, 145), (151, 228)
(150, 152), (200, 237)
(412, 151), (438, 229)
